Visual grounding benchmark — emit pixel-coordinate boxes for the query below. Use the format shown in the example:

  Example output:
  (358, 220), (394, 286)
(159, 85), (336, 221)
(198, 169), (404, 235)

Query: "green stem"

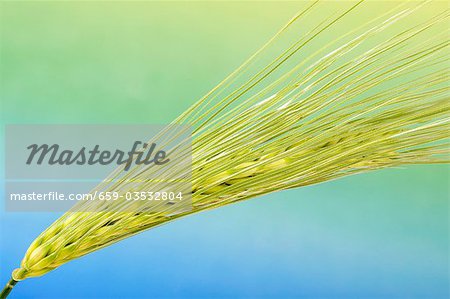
(0, 278), (17, 299)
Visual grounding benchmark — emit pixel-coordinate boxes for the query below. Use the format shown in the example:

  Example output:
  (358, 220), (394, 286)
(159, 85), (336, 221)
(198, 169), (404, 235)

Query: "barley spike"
(3, 1), (449, 296)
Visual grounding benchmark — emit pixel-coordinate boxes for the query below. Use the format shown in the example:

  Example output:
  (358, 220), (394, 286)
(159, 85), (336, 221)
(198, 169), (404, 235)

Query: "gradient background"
(0, 1), (448, 298)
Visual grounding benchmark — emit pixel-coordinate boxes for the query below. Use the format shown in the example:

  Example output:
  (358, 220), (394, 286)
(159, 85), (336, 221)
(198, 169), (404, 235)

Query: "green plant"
(1, 1), (449, 297)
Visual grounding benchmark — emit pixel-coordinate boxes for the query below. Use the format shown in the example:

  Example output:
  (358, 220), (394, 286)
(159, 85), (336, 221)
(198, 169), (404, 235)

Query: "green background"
(1, 1), (448, 298)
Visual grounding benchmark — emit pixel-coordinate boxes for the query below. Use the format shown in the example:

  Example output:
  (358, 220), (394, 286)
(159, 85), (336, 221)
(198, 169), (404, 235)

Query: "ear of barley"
(2, 1), (449, 297)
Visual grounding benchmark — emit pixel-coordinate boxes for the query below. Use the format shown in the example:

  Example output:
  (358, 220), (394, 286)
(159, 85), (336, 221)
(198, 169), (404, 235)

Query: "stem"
(0, 278), (17, 299)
